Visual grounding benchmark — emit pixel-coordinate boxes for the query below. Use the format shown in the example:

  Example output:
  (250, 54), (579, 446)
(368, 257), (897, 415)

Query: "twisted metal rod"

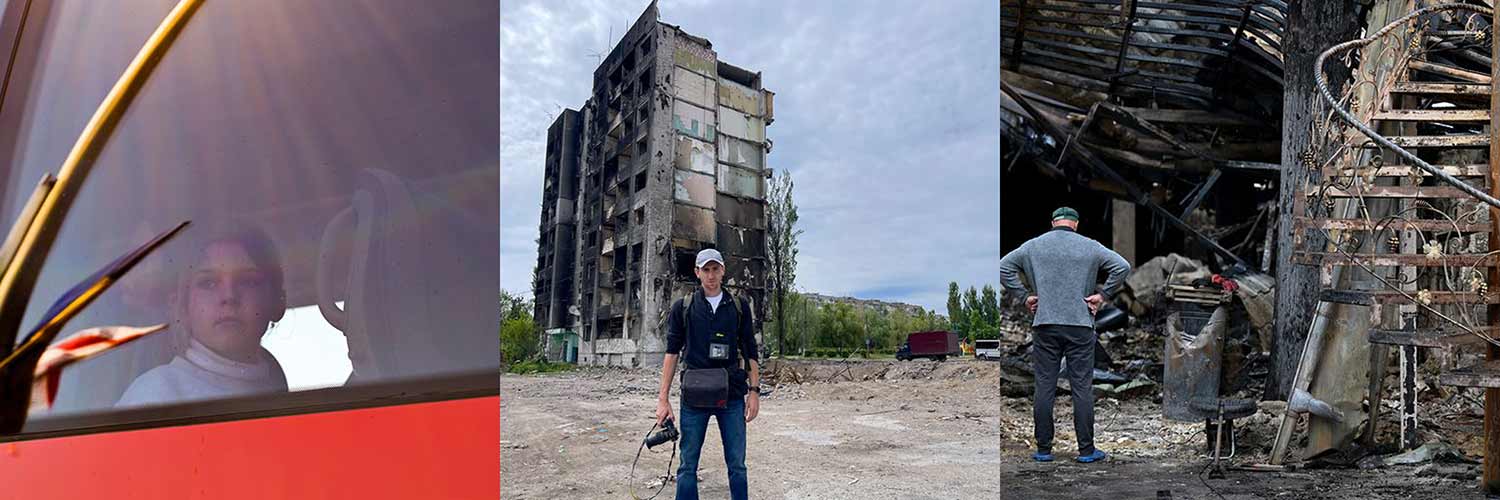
(1314, 3), (1500, 209)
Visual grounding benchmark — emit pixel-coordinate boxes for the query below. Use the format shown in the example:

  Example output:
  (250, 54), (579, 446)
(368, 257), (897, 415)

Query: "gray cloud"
(502, 0), (1000, 313)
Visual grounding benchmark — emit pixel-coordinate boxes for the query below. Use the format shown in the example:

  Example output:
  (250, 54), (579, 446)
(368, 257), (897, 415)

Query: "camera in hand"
(644, 419), (678, 449)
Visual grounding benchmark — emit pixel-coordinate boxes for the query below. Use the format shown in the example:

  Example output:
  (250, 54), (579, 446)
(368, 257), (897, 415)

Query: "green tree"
(889, 307), (913, 345)
(799, 295), (822, 354)
(816, 302), (862, 349)
(865, 306), (894, 350)
(767, 169), (803, 358)
(500, 289), (533, 321)
(500, 290), (539, 363)
(946, 282), (964, 334)
(975, 285), (1001, 340)
(961, 286), (981, 338)
(935, 311), (952, 331)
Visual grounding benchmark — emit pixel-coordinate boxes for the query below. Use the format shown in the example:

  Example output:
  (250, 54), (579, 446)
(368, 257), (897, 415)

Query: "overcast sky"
(501, 0), (1000, 313)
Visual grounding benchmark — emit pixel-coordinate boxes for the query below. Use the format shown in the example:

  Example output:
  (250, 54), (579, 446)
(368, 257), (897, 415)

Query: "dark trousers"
(676, 398), (748, 500)
(1031, 324), (1097, 455)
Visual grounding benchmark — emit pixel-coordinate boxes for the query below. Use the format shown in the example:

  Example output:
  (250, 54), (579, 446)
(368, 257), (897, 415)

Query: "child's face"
(185, 242), (276, 361)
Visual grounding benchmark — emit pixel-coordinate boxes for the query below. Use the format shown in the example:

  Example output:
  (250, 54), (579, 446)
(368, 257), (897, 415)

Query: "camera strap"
(629, 420), (677, 500)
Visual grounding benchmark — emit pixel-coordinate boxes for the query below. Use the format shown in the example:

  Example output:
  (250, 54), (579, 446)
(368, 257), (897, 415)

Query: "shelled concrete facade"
(534, 109), (582, 362)
(534, 2), (774, 367)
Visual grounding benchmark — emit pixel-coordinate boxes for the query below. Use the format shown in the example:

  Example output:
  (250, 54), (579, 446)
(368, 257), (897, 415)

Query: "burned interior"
(1004, 0), (1500, 494)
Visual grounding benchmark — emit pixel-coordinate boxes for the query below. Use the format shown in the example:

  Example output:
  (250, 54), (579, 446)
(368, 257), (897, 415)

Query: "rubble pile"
(1000, 254), (1273, 402)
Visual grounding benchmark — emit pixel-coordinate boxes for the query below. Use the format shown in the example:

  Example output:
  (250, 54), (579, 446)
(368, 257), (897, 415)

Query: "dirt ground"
(999, 394), (1493, 499)
(501, 358), (999, 499)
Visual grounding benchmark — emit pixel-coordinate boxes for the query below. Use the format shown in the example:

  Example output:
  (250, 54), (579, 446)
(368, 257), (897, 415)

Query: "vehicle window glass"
(0, 0), (497, 430)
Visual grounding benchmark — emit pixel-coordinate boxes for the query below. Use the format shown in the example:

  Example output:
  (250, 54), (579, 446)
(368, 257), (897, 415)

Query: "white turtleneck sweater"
(116, 339), (288, 408)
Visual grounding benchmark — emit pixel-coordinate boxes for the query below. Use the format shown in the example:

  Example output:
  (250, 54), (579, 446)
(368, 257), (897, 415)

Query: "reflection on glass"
(117, 223), (289, 408)
(0, 0), (499, 427)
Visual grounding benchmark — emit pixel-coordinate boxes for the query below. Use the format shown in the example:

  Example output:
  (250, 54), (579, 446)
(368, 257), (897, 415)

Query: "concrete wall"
(571, 5), (771, 366)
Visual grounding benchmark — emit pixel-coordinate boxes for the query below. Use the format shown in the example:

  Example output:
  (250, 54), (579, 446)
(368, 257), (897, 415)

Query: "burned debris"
(1004, 0), (1500, 494)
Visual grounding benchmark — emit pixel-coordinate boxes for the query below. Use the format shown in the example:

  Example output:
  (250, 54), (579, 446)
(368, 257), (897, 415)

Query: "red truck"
(895, 331), (962, 361)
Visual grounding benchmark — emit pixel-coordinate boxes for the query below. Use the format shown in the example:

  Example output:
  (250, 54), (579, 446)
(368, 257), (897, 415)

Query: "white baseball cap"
(695, 248), (725, 268)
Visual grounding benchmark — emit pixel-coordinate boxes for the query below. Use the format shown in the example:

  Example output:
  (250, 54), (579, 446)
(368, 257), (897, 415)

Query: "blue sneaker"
(1076, 450), (1108, 463)
(1033, 451), (1054, 462)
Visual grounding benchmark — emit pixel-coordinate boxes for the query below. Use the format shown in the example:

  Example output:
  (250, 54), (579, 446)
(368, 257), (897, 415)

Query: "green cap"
(1052, 207), (1079, 222)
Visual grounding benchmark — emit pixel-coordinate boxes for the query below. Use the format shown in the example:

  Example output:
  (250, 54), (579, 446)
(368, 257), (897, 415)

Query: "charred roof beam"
(1002, 80), (1250, 269)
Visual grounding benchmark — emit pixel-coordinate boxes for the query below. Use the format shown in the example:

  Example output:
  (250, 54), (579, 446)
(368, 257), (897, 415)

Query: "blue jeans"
(675, 398), (748, 500)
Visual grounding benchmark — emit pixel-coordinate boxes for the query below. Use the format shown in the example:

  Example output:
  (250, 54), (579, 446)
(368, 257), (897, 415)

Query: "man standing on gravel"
(656, 248), (760, 500)
(1000, 207), (1131, 464)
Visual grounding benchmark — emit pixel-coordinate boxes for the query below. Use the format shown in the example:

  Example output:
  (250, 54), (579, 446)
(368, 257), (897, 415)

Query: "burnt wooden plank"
(1319, 289), (1373, 305)
(1363, 290), (1500, 304)
(1002, 16), (1232, 58)
(1220, 160), (1281, 172)
(1371, 109), (1490, 122)
(1389, 82), (1491, 96)
(1025, 2), (1246, 28)
(1409, 60), (1493, 84)
(1020, 46), (1194, 83)
(1370, 329), (1493, 348)
(1352, 134), (1491, 148)
(1015, 64), (1110, 92)
(1022, 37), (1211, 70)
(1336, 164), (1489, 178)
(1116, 106), (1260, 126)
(1442, 361), (1500, 388)
(1292, 252), (1499, 267)
(1137, 1), (1246, 18)
(1321, 185), (1472, 198)
(1293, 217), (1489, 232)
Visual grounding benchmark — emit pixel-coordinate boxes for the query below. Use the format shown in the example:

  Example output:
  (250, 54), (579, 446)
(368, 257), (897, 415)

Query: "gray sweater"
(1000, 227), (1132, 328)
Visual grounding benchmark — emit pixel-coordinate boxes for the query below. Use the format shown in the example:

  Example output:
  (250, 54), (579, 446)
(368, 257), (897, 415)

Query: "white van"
(974, 339), (1001, 360)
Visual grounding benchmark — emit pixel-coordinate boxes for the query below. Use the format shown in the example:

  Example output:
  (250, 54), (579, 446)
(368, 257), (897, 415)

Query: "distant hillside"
(802, 293), (937, 319)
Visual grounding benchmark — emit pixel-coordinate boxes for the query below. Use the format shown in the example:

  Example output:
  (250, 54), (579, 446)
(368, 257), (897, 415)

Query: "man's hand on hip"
(656, 397), (674, 425)
(1085, 294), (1105, 314)
(745, 393), (760, 423)
(1026, 296), (1038, 313)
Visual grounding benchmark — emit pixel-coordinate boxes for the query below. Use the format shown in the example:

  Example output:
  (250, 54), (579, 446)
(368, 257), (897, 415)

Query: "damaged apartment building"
(534, 2), (774, 367)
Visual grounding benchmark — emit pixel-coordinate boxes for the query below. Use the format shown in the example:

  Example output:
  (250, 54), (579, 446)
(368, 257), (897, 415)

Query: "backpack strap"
(677, 289), (751, 372)
(677, 292), (692, 372)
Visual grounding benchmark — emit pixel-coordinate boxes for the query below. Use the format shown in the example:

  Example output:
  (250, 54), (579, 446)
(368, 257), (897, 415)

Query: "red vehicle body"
(896, 330), (962, 361)
(0, 0), (498, 497)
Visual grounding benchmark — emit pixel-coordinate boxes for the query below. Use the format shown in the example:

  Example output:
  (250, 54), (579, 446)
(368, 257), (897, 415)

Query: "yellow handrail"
(0, 0), (204, 354)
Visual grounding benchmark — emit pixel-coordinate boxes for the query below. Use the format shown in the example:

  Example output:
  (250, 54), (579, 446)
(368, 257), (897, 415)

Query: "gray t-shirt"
(999, 227), (1132, 328)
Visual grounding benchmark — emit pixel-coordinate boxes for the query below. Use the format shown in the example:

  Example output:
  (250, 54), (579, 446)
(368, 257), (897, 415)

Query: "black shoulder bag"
(678, 292), (747, 409)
